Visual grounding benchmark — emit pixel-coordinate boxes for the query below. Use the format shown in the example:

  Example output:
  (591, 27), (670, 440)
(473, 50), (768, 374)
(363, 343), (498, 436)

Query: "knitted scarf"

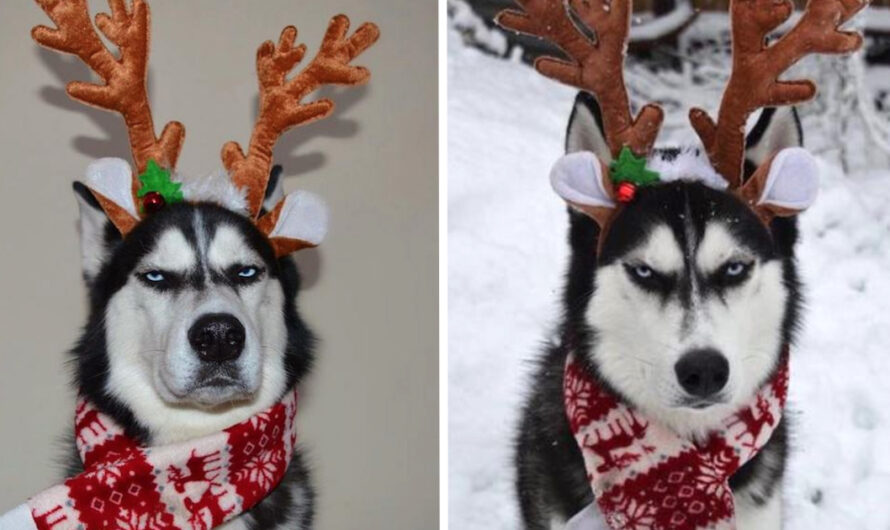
(564, 351), (789, 530)
(1, 389), (299, 530)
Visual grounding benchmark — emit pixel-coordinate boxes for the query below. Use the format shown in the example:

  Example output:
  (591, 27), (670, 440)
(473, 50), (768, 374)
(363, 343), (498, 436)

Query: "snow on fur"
(448, 18), (890, 530)
(648, 147), (728, 190)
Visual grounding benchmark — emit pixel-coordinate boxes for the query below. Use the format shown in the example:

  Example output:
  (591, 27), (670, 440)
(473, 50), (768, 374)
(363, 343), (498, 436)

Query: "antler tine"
(32, 0), (185, 174)
(690, 0), (867, 187)
(497, 0), (664, 157)
(223, 15), (381, 219)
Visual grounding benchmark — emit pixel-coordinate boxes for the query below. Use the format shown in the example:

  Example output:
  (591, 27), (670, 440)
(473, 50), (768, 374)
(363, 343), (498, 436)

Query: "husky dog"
(66, 166), (314, 529)
(515, 93), (807, 530)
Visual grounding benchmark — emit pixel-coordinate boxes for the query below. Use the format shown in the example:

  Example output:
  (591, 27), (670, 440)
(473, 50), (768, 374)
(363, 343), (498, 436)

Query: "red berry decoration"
(609, 147), (660, 204)
(142, 191), (166, 214)
(616, 182), (637, 203)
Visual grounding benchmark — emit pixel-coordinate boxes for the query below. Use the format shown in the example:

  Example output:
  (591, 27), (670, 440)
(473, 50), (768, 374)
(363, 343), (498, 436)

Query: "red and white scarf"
(1, 389), (299, 530)
(564, 351), (788, 530)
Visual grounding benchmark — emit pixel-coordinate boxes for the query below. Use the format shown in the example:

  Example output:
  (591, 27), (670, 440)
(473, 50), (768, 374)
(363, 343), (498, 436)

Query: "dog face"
(72, 170), (313, 443)
(108, 205), (285, 407)
(563, 95), (805, 435)
(590, 182), (789, 433)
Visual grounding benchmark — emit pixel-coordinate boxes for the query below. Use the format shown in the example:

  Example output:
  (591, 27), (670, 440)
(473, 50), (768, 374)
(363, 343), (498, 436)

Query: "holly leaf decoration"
(610, 147), (660, 187)
(137, 159), (183, 204)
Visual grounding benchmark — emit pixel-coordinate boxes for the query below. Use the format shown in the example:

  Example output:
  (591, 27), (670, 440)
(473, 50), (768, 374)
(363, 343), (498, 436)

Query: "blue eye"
(725, 262), (748, 277)
(238, 267), (258, 279)
(634, 265), (653, 279)
(145, 271), (165, 282)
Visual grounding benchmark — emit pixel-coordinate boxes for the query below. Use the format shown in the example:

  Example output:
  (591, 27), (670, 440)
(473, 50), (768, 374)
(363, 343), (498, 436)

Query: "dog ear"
(566, 92), (613, 163)
(739, 147), (819, 219)
(550, 151), (616, 228)
(258, 190), (329, 257)
(262, 165), (286, 214)
(72, 181), (117, 282)
(82, 157), (141, 234)
(74, 158), (136, 282)
(745, 107), (803, 174)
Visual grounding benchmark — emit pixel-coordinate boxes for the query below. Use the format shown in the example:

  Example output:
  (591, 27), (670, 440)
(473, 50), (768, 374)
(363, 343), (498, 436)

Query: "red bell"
(142, 191), (166, 214)
(616, 182), (637, 203)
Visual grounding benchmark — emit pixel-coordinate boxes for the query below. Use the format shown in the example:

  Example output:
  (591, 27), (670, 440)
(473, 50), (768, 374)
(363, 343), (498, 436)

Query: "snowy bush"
(448, 3), (890, 171)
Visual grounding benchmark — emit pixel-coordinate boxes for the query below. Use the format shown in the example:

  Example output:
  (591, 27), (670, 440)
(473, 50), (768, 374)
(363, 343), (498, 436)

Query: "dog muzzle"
(0, 388), (299, 530)
(564, 350), (789, 530)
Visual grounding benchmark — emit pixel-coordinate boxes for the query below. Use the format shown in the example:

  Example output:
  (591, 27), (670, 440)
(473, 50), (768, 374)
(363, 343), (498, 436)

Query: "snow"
(630, 1), (696, 42)
(867, 7), (890, 32)
(448, 0), (509, 56)
(448, 14), (890, 530)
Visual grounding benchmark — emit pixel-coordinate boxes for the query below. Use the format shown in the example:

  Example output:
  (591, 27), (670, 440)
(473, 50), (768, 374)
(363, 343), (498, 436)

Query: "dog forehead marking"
(629, 224), (683, 272)
(142, 228), (197, 271)
(696, 223), (750, 273)
(207, 224), (262, 269)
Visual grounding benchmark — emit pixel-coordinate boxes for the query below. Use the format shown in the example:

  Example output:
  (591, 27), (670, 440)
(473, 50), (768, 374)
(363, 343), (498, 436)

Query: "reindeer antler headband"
(32, 0), (380, 257)
(497, 0), (866, 236)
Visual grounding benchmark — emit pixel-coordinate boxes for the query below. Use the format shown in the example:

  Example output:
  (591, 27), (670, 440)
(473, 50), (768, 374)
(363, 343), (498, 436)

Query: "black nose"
(675, 348), (729, 398)
(188, 313), (246, 362)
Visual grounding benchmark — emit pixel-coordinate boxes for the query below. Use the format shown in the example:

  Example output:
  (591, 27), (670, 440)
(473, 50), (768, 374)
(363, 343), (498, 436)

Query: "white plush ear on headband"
(85, 157), (139, 218)
(268, 190), (329, 246)
(550, 151), (615, 210)
(757, 147), (819, 211)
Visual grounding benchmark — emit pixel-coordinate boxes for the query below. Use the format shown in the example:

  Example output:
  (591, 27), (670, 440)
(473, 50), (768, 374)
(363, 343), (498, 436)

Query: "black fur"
(65, 172), (315, 527)
(515, 93), (804, 527)
(245, 448), (315, 528)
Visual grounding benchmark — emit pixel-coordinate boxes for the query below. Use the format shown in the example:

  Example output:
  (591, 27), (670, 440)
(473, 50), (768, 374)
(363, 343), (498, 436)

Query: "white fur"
(735, 444), (785, 528)
(85, 157), (139, 218)
(696, 224), (755, 274)
(74, 191), (110, 280)
(736, 488), (783, 530)
(622, 225), (684, 273)
(757, 148), (819, 211)
(236, 481), (311, 529)
(566, 104), (613, 163)
(177, 170), (249, 215)
(269, 191), (329, 246)
(207, 225), (264, 268)
(281, 482), (312, 529)
(745, 107), (801, 168)
(550, 152), (615, 209)
(587, 222), (787, 439)
(140, 229), (197, 272)
(648, 148), (729, 190)
(103, 218), (290, 445)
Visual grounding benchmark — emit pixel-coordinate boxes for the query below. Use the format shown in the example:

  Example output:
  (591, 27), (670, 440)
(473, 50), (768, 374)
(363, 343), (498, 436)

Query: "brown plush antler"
(223, 15), (380, 219)
(32, 0), (185, 176)
(497, 0), (664, 157)
(690, 0), (867, 187)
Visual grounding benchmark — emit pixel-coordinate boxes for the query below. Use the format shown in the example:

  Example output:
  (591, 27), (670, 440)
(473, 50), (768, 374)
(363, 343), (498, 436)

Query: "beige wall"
(0, 1), (437, 528)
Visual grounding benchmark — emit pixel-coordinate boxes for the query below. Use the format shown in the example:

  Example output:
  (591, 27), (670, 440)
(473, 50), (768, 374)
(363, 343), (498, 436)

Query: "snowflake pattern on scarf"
(564, 352), (789, 530)
(26, 389), (299, 530)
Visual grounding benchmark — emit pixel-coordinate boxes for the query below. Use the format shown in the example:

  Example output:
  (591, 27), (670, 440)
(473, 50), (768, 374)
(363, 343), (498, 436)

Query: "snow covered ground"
(448, 15), (890, 530)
